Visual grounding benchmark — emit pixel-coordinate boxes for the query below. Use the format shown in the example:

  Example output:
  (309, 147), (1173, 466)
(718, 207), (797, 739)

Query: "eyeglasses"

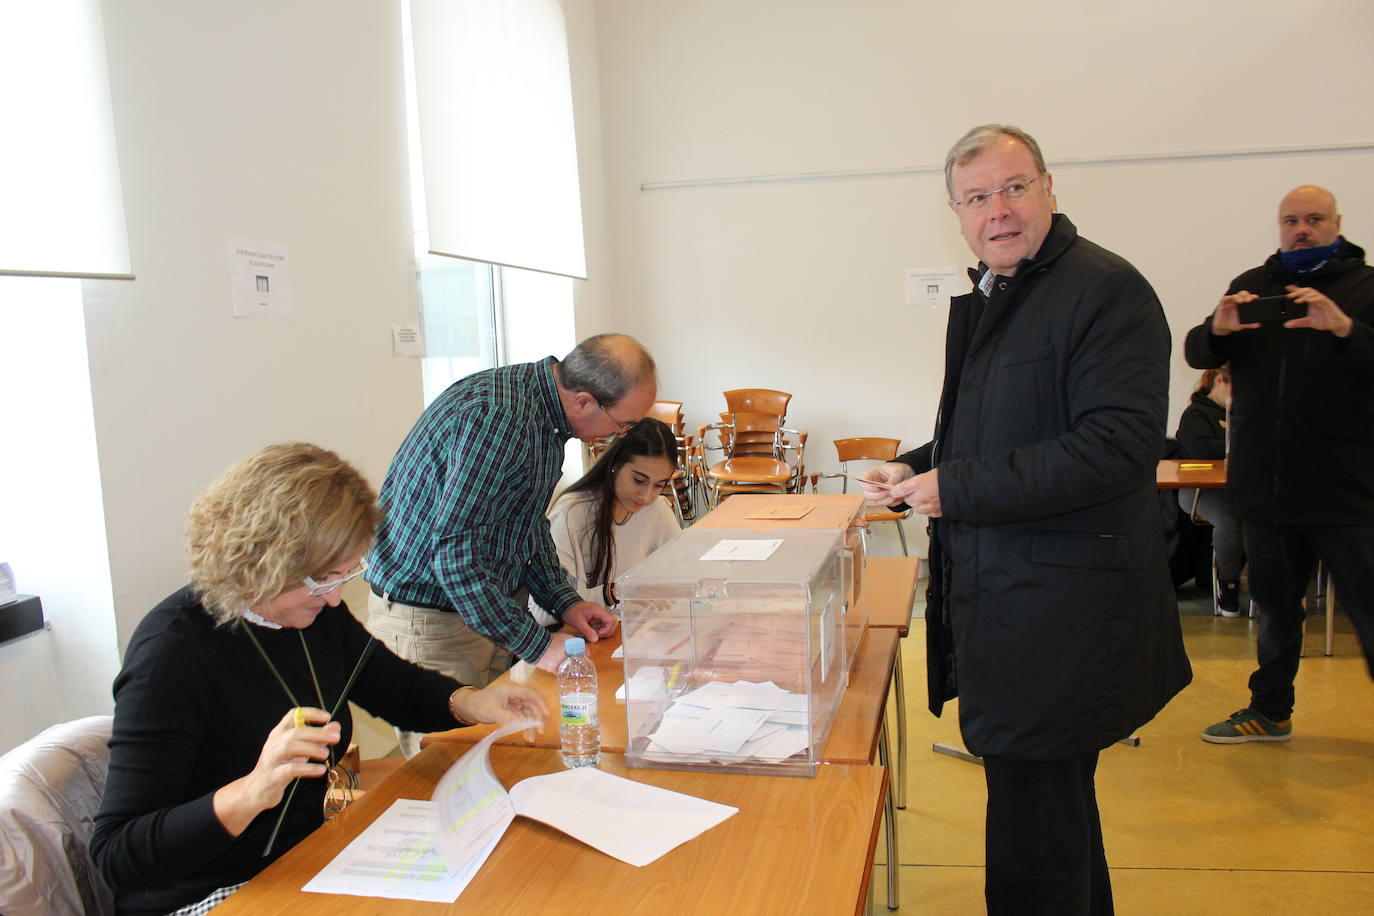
(952, 176), (1042, 211)
(303, 558), (368, 597)
(597, 402), (635, 438)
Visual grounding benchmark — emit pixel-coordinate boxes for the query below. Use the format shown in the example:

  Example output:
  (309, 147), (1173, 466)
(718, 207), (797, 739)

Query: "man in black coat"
(1185, 184), (1374, 744)
(865, 124), (1191, 915)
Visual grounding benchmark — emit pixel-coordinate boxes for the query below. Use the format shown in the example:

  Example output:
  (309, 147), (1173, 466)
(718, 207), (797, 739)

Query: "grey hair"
(559, 333), (657, 406)
(944, 124), (1048, 201)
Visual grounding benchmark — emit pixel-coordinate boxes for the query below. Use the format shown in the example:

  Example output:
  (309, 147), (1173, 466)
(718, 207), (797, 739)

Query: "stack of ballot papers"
(643, 680), (813, 764)
(302, 720), (737, 903)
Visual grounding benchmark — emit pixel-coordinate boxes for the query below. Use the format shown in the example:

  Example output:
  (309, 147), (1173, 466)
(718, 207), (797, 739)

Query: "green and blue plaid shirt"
(367, 356), (582, 663)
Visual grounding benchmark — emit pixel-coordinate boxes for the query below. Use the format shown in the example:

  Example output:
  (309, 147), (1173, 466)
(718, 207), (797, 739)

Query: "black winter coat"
(1184, 240), (1374, 524)
(898, 215), (1191, 760)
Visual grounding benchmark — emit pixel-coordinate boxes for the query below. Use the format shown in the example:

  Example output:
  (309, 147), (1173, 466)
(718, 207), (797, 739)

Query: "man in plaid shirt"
(365, 334), (657, 756)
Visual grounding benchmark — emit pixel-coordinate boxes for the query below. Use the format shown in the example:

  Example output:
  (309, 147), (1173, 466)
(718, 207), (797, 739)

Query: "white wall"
(85, 0), (425, 653)
(590, 0), (1374, 475)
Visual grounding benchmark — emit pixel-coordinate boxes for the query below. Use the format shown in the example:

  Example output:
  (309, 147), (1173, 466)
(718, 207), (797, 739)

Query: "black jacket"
(899, 214), (1191, 760)
(1184, 240), (1374, 524)
(1175, 390), (1227, 459)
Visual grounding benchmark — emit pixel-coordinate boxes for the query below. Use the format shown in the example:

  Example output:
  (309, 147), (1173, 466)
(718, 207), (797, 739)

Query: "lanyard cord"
(236, 618), (327, 711)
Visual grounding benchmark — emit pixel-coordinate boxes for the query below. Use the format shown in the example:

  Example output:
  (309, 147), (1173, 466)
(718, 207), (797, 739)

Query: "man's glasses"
(597, 402), (635, 438)
(952, 176), (1041, 211)
(303, 558), (368, 597)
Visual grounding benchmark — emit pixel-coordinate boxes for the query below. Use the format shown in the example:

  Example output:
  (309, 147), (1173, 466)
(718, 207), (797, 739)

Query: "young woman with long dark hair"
(531, 418), (681, 621)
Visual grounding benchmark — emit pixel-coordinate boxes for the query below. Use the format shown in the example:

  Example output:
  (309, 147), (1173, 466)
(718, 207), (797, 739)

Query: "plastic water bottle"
(558, 637), (600, 768)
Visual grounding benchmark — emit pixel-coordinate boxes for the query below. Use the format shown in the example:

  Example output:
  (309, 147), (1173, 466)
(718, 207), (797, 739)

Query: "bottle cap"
(565, 637), (586, 655)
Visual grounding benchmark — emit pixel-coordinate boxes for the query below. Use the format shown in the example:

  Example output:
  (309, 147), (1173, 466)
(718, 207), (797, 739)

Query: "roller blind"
(0, 0), (132, 280)
(409, 0), (586, 280)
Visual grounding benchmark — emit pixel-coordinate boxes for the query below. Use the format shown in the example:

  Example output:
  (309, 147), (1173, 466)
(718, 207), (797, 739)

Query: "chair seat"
(708, 457), (791, 484)
(864, 508), (911, 523)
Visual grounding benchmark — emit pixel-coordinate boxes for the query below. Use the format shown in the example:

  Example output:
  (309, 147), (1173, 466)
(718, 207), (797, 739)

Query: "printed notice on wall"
(904, 267), (962, 308)
(392, 325), (425, 357)
(229, 237), (294, 320)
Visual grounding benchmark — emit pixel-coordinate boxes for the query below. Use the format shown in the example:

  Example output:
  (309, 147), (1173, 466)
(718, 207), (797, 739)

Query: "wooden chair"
(723, 388), (791, 422)
(827, 437), (911, 556)
(697, 411), (808, 507)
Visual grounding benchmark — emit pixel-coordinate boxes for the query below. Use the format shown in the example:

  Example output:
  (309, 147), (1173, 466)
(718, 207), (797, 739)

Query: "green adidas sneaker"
(1201, 708), (1292, 744)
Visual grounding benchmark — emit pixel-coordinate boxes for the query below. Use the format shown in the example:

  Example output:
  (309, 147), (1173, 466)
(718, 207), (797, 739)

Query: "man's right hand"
(862, 462), (914, 507)
(1211, 291), (1263, 336)
(533, 632), (570, 673)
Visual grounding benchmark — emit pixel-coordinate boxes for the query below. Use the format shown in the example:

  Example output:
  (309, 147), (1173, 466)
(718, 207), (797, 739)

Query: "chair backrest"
(723, 388), (791, 420)
(833, 437), (902, 493)
(834, 437), (901, 464)
(0, 716), (116, 916)
(725, 411), (785, 460)
(644, 400), (684, 426)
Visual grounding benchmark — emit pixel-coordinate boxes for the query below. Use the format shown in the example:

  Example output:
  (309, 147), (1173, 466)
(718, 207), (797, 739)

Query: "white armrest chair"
(0, 715), (116, 916)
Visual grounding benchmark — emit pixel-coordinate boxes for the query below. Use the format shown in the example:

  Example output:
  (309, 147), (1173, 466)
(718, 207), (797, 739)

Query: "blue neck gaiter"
(1279, 236), (1343, 275)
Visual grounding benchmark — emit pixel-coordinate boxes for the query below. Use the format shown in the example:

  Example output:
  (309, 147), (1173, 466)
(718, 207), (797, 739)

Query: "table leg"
(893, 643), (908, 810)
(1326, 581), (1336, 657)
(878, 718), (900, 910)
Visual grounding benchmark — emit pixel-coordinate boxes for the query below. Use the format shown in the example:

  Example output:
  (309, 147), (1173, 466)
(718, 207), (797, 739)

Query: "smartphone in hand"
(1237, 295), (1308, 325)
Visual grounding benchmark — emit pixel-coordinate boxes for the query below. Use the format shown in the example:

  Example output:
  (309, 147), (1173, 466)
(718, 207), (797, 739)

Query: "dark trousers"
(983, 751), (1112, 916)
(1243, 520), (1374, 720)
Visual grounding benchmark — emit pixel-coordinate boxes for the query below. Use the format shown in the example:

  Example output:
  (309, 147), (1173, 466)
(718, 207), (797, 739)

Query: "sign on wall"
(229, 237), (294, 320)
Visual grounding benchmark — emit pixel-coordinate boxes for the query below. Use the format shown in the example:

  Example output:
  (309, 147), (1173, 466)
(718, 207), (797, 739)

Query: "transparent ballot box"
(617, 527), (855, 776)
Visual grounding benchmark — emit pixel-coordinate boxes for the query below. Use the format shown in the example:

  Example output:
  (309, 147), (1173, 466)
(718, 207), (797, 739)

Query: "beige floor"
(878, 588), (1374, 914)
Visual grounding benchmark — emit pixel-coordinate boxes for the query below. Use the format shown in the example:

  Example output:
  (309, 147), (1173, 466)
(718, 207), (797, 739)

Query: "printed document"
(305, 719), (737, 902)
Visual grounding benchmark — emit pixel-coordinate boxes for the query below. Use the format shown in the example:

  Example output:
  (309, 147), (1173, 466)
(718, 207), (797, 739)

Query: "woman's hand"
(212, 707), (340, 837)
(451, 683), (549, 734)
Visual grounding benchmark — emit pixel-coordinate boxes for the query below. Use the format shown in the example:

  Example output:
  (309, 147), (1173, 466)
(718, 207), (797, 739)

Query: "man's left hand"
(564, 601), (619, 642)
(1283, 285), (1354, 337)
(887, 469), (942, 518)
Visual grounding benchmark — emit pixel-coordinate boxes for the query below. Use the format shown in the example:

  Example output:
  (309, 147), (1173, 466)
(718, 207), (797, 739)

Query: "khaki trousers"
(365, 591), (511, 758)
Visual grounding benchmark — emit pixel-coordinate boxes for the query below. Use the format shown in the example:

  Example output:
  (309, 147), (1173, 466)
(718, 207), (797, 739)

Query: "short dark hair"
(560, 333), (656, 406)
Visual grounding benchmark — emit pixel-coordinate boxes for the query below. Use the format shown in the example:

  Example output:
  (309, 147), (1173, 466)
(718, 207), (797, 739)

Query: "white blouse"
(529, 491), (681, 623)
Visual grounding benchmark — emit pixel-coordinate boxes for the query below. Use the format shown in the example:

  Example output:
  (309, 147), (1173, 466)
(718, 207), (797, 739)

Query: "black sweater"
(1175, 390), (1227, 460)
(91, 587), (463, 915)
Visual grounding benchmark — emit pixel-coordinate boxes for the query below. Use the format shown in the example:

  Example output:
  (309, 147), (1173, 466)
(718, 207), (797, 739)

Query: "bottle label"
(560, 692), (598, 727)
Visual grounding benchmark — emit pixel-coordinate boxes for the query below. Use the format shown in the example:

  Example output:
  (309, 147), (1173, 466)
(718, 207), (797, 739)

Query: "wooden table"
(693, 492), (866, 530)
(1156, 458), (1226, 490)
(216, 743), (887, 916)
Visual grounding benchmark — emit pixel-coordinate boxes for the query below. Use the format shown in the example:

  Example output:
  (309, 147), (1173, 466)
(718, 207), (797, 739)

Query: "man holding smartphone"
(1185, 185), (1374, 744)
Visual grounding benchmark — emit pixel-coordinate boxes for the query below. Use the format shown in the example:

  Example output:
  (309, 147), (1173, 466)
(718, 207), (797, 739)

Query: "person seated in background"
(531, 418), (681, 624)
(91, 443), (546, 916)
(1175, 365), (1246, 615)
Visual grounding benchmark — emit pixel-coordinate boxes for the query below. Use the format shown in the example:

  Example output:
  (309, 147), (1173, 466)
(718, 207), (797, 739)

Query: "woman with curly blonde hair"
(92, 444), (546, 916)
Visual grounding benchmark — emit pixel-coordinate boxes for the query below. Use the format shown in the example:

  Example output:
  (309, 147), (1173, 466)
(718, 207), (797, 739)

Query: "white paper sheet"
(302, 798), (488, 902)
(699, 538), (783, 561)
(507, 766), (737, 867)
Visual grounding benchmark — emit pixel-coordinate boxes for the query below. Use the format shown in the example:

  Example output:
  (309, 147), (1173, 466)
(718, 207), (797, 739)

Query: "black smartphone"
(1236, 295), (1308, 325)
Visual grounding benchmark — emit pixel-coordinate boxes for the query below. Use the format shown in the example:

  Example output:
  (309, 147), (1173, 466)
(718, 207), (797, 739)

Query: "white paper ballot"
(302, 799), (490, 902)
(508, 767), (737, 868)
(699, 538), (783, 562)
